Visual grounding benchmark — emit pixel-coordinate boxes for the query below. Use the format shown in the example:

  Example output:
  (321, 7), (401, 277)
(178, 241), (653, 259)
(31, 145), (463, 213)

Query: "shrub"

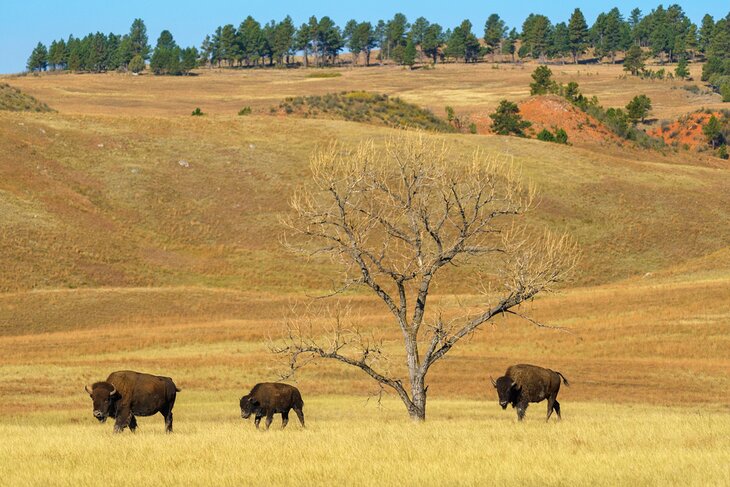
(191, 107), (204, 116)
(469, 122), (477, 134)
(536, 129), (555, 142)
(489, 100), (531, 136)
(129, 55), (145, 74)
(238, 106), (252, 116)
(529, 66), (558, 95)
(718, 145), (729, 160)
(554, 128), (569, 144)
(626, 95), (652, 124)
(721, 83), (730, 103)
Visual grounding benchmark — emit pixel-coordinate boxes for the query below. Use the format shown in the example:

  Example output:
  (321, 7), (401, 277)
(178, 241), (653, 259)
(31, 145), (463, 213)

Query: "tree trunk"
(405, 333), (426, 421)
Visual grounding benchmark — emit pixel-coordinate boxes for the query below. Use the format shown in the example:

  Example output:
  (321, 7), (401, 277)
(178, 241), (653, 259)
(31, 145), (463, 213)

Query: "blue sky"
(1, 1), (727, 73)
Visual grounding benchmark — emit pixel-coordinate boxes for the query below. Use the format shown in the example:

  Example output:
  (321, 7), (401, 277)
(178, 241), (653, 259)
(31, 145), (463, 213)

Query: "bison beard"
(240, 382), (305, 430)
(491, 364), (569, 421)
(85, 370), (180, 433)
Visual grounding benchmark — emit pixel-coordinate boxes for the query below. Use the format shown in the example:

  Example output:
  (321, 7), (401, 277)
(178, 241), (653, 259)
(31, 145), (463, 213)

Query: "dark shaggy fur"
(492, 364), (569, 421)
(85, 370), (180, 433)
(240, 382), (305, 429)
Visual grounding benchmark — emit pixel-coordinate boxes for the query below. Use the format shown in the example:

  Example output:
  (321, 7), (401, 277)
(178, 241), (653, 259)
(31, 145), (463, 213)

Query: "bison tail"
(557, 372), (570, 387)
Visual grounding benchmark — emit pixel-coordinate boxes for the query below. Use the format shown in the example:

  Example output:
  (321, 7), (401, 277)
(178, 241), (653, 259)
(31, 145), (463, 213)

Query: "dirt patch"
(649, 111), (727, 150)
(473, 95), (621, 146)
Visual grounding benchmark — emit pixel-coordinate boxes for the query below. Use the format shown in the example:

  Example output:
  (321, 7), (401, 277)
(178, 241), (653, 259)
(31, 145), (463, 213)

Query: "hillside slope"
(2, 111), (730, 293)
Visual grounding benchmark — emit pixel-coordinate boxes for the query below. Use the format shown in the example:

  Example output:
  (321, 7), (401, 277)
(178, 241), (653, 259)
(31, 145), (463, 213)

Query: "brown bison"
(491, 364), (569, 421)
(85, 370), (180, 433)
(240, 383), (305, 429)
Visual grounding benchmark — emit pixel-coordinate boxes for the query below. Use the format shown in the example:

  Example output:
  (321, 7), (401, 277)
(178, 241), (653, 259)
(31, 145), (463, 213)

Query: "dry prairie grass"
(0, 396), (728, 487)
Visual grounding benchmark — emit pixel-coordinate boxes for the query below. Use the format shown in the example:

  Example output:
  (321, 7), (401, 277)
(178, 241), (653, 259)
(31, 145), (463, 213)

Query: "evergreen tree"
(568, 8), (588, 63)
(150, 30), (181, 75)
(317, 17), (343, 65)
(623, 45), (645, 75)
(703, 115), (724, 148)
(128, 54), (145, 74)
(273, 16), (296, 65)
(529, 65), (557, 95)
(374, 20), (386, 63)
(699, 15), (715, 54)
(199, 35), (213, 68)
(48, 39), (67, 70)
(210, 27), (223, 67)
(27, 42), (48, 72)
(422, 24), (443, 64)
(129, 19), (150, 59)
(549, 22), (570, 62)
(403, 36), (417, 68)
(349, 22), (376, 66)
(484, 14), (506, 62)
(629, 8), (642, 42)
(626, 95), (652, 124)
(675, 58), (689, 79)
(410, 17), (430, 54)
(445, 20), (480, 63)
(502, 28), (518, 63)
(384, 13), (409, 60)
(180, 47), (198, 74)
(521, 14), (551, 61)
(239, 17), (262, 66)
(489, 100), (531, 136)
(295, 23), (311, 68)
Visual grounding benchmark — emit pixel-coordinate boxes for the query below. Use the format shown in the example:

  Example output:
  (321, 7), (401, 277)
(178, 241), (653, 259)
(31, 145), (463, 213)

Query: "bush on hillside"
(275, 91), (454, 132)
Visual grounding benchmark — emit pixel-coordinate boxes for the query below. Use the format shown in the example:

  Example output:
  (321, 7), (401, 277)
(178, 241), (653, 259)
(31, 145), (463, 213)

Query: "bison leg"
(554, 400), (561, 420)
(113, 406), (131, 433)
(516, 401), (528, 421)
(129, 415), (138, 432)
(254, 415), (262, 429)
(546, 396), (556, 421)
(265, 412), (274, 430)
(294, 407), (305, 427)
(281, 411), (289, 429)
(159, 405), (174, 433)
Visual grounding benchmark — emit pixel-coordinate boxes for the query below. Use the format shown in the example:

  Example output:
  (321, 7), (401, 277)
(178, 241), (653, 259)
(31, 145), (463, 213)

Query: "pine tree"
(129, 19), (150, 59)
(568, 8), (588, 63)
(703, 115), (724, 148)
(422, 24), (443, 64)
(403, 36), (417, 68)
(128, 54), (145, 74)
(675, 58), (689, 79)
(521, 14), (551, 61)
(384, 13), (409, 60)
(529, 65), (557, 95)
(623, 45), (645, 75)
(27, 42), (48, 72)
(484, 14), (506, 62)
(489, 100), (531, 136)
(626, 95), (652, 124)
(550, 22), (570, 62)
(199, 35), (213, 68)
(150, 30), (181, 75)
(273, 16), (296, 66)
(238, 17), (262, 66)
(699, 15), (715, 54)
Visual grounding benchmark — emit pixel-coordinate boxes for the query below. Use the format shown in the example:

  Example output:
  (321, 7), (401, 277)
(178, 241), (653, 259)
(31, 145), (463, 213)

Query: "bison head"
(239, 394), (261, 419)
(85, 382), (119, 423)
(493, 376), (520, 409)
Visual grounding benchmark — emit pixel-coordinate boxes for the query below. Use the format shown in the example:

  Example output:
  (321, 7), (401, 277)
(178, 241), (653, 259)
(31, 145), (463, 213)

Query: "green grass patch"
(305, 71), (342, 79)
(275, 91), (455, 132)
(0, 83), (53, 112)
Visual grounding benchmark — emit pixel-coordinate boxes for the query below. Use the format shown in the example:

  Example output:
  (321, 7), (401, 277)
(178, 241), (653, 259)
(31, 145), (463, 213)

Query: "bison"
(491, 364), (569, 421)
(240, 382), (305, 430)
(85, 370), (180, 433)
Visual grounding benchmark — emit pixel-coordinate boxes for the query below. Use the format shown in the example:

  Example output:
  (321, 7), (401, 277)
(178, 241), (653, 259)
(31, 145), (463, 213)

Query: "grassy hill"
(0, 83), (53, 112)
(1, 108), (729, 293)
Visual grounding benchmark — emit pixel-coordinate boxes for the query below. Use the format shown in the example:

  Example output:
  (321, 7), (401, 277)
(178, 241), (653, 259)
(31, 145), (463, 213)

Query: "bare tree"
(275, 133), (578, 421)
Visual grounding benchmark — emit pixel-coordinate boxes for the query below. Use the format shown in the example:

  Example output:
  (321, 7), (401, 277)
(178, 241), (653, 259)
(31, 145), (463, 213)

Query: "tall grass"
(1, 396), (727, 486)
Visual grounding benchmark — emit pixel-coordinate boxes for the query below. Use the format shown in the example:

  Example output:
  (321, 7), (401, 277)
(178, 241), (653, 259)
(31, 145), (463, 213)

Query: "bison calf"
(491, 364), (569, 421)
(85, 370), (180, 433)
(240, 383), (304, 430)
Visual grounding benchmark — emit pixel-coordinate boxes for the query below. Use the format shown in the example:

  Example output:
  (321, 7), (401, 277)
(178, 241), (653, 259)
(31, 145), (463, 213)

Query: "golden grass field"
(0, 63), (729, 486)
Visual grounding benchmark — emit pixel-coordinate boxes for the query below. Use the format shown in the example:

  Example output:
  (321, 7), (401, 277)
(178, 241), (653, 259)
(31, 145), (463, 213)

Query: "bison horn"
(489, 376), (497, 388)
(109, 386), (117, 397)
(85, 385), (92, 395)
